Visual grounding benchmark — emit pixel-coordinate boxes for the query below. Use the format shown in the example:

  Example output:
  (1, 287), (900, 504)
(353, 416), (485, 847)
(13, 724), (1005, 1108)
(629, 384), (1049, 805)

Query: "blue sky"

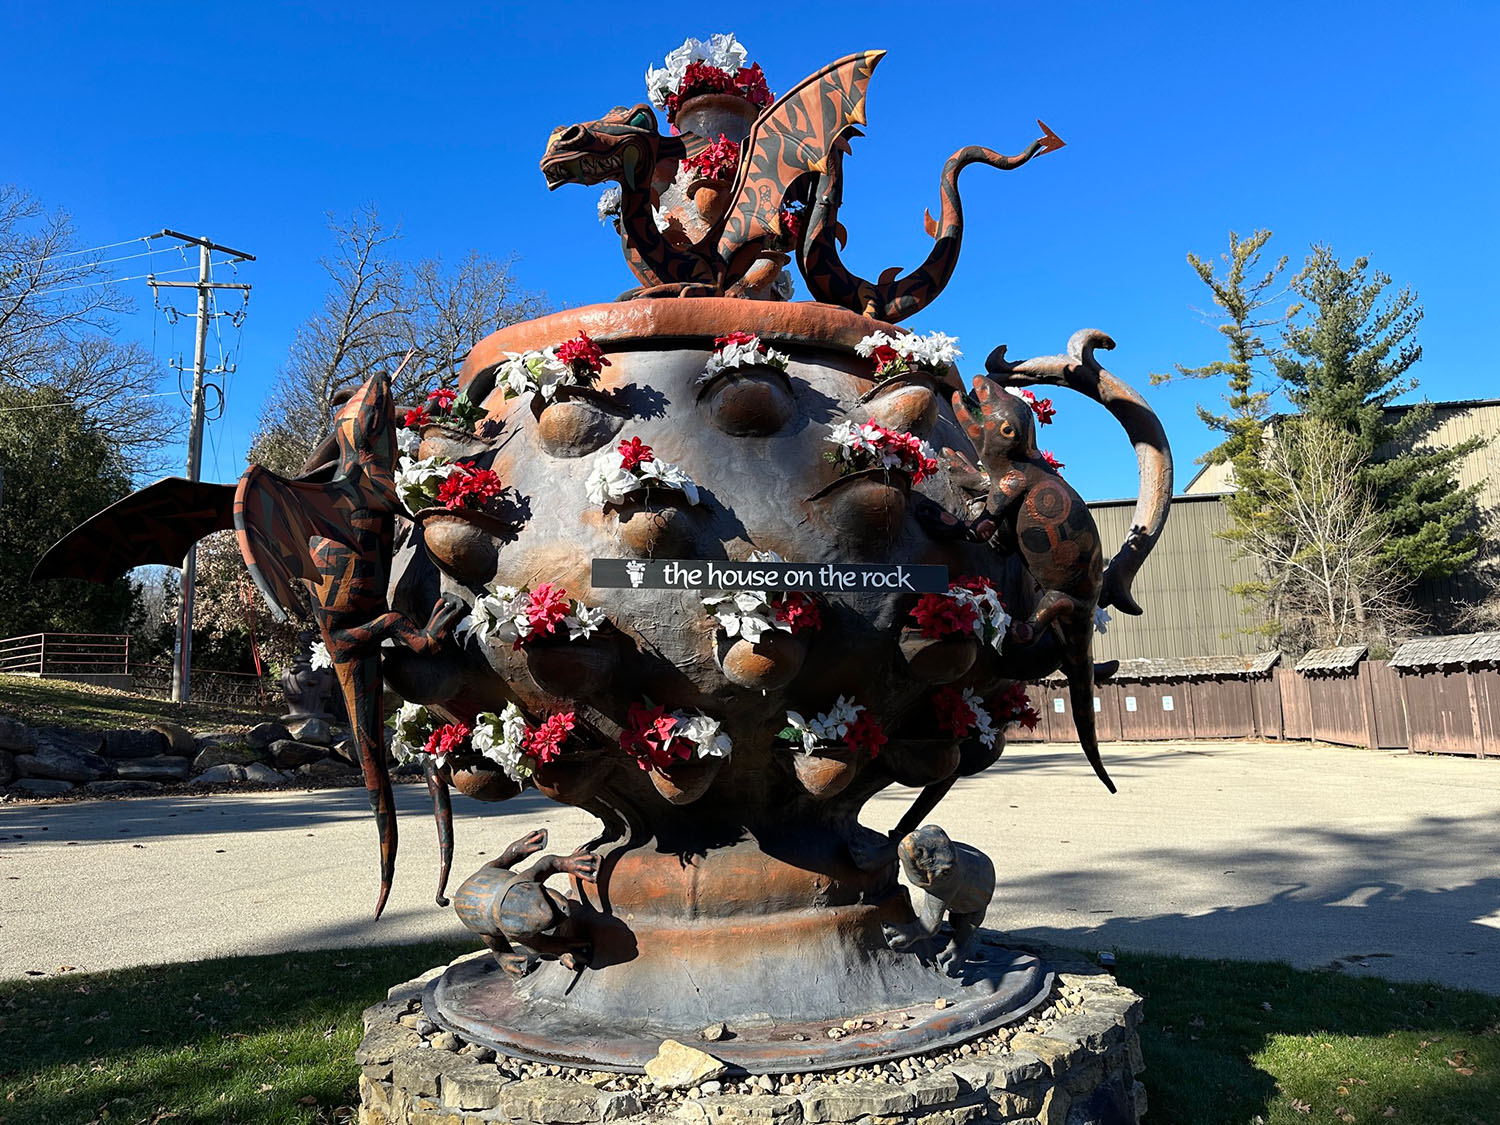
(3, 2), (1497, 500)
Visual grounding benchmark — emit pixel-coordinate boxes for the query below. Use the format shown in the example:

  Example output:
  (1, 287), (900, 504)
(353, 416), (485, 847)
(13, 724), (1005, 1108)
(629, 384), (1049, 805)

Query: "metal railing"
(0, 632), (131, 676)
(129, 663), (274, 709)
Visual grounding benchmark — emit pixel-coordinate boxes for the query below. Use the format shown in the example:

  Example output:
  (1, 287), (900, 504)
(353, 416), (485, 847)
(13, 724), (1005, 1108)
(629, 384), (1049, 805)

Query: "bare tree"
(249, 206), (546, 473)
(0, 185), (179, 473)
(1227, 417), (1422, 653)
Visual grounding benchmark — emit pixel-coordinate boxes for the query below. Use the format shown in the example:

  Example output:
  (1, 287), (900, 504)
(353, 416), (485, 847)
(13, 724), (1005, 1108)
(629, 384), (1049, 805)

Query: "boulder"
(242, 762), (287, 786)
(0, 749), (13, 787)
(11, 777), (75, 796)
(286, 717), (332, 746)
(114, 755), (192, 782)
(150, 721), (198, 756)
(86, 779), (165, 795)
(268, 739), (326, 770)
(297, 758), (358, 779)
(102, 729), (168, 759)
(329, 737), (359, 766)
(195, 763), (246, 784)
(15, 742), (110, 783)
(191, 744), (264, 773)
(644, 1040), (729, 1090)
(0, 716), (37, 753)
(34, 726), (105, 757)
(245, 721), (291, 749)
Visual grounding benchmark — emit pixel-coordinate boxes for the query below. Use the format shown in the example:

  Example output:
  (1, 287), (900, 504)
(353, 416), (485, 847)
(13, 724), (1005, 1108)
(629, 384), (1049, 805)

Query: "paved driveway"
(3, 741), (1498, 993)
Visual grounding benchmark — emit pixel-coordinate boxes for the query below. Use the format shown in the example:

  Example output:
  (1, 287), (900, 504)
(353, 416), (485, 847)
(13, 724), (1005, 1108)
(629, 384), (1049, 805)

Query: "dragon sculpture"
(542, 50), (1061, 319)
(34, 372), (462, 917)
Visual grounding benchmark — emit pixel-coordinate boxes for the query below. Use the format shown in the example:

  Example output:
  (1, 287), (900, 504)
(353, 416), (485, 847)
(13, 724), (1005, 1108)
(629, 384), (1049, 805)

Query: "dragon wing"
(233, 467), (359, 623)
(31, 478), (236, 582)
(715, 50), (884, 264)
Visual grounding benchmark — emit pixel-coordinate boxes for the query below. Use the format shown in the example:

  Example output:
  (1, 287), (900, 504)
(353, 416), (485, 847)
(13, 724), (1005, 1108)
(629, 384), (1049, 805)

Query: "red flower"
(735, 62), (774, 108)
(422, 722), (470, 759)
(436, 463), (503, 511)
(664, 60), (775, 126)
(620, 703), (691, 771)
(772, 593), (822, 634)
(869, 344), (903, 374)
(953, 574), (998, 597)
(617, 436), (655, 471)
(843, 711), (886, 759)
(1019, 389), (1056, 425)
(932, 687), (977, 738)
(1041, 450), (1065, 472)
(426, 387), (458, 412)
(402, 406), (431, 430)
(996, 684), (1040, 731)
(556, 332), (610, 376)
(681, 133), (740, 181)
(714, 331), (759, 349)
(778, 205), (802, 242)
(525, 582), (572, 639)
(912, 592), (979, 639)
(524, 711), (574, 764)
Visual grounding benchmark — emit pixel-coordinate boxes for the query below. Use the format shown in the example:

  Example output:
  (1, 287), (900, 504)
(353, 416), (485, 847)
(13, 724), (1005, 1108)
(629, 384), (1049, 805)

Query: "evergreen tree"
(0, 384), (140, 637)
(1275, 246), (1483, 580)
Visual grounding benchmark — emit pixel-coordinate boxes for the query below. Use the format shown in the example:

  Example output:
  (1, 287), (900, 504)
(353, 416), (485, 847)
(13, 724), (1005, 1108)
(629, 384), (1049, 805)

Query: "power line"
(0, 260), (244, 300)
(32, 243), (158, 278)
(5, 234), (160, 269)
(0, 390), (183, 413)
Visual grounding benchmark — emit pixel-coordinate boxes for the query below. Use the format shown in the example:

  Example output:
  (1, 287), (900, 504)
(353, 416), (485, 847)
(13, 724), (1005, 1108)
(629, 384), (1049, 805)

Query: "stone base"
(359, 950), (1147, 1125)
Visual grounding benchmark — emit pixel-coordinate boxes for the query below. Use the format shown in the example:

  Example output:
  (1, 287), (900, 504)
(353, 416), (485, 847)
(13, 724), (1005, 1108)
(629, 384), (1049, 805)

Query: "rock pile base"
(358, 948), (1146, 1125)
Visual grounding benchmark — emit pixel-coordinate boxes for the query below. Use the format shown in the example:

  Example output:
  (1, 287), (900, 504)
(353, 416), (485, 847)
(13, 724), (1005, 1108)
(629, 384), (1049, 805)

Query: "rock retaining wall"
(359, 952), (1146, 1125)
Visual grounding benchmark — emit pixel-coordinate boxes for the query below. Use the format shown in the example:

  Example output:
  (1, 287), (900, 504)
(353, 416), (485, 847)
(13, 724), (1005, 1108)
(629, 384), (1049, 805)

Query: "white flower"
(784, 698), (866, 750)
(854, 329), (961, 370)
(676, 713), (733, 759)
(390, 701), (435, 765)
(645, 33), (749, 107)
(748, 549), (783, 563)
(961, 687), (998, 749)
(854, 331), (895, 358)
(585, 454), (637, 506)
(703, 588), (785, 642)
(783, 710), (820, 752)
(457, 585), (531, 647)
(699, 334), (791, 383)
(636, 456), (701, 505)
(310, 640), (333, 670)
(597, 185), (622, 223)
(472, 703), (532, 781)
(497, 349), (576, 401)
(396, 426), (420, 456)
(949, 582), (1012, 653)
(1095, 606), (1111, 635)
(394, 453), (450, 515)
(566, 603), (607, 641)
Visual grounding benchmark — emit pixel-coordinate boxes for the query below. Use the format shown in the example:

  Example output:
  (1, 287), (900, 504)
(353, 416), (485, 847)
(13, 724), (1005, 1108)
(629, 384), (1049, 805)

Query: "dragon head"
(334, 374), (401, 513)
(541, 103), (661, 193)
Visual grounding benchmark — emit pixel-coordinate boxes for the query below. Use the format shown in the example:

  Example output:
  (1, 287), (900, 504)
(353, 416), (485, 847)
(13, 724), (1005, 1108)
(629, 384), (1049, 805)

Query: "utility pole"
(148, 230), (254, 703)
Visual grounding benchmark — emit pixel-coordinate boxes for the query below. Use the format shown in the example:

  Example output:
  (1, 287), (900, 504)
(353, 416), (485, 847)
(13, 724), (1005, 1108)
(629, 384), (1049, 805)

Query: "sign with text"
(592, 558), (950, 593)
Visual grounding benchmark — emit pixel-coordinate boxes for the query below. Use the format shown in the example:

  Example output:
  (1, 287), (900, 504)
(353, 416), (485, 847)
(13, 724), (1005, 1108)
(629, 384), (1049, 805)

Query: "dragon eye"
(629, 110), (652, 129)
(1001, 423), (1015, 438)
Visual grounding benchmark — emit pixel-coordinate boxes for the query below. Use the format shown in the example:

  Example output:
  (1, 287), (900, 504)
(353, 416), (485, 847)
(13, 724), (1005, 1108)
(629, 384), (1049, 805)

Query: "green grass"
(2, 947), (1497, 1124)
(0, 940), (476, 1125)
(1115, 953), (1500, 1124)
(0, 673), (273, 734)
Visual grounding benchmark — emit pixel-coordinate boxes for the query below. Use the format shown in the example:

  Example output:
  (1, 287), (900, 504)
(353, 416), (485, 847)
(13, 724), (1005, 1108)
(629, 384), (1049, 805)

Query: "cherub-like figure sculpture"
(451, 829), (601, 977)
(883, 825), (996, 974)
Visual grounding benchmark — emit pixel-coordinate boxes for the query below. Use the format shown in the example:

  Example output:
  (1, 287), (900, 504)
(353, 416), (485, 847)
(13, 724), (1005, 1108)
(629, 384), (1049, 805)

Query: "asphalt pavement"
(3, 740), (1498, 994)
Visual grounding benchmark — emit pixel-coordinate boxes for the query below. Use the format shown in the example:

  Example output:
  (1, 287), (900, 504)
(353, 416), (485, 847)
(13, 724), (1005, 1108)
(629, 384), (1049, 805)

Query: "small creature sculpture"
(451, 829), (602, 978)
(882, 825), (996, 974)
(951, 375), (1114, 792)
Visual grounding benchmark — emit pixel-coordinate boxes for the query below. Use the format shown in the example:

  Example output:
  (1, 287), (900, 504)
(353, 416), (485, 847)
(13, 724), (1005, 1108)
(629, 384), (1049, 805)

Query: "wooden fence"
(1013, 659), (1497, 757)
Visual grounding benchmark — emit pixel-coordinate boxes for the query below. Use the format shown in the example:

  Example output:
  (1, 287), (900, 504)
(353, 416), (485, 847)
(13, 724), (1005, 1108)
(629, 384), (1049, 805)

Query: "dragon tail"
(424, 758), (455, 906)
(334, 655), (398, 918)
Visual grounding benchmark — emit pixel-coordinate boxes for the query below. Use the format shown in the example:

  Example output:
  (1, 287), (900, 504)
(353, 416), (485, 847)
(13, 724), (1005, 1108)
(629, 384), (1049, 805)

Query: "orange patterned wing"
(31, 477), (236, 582)
(716, 51), (884, 263)
(233, 467), (357, 622)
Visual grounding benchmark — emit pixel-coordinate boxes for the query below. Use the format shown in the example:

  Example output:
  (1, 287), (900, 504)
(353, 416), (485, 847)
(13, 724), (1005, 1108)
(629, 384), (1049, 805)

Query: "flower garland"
(456, 581), (606, 649)
(854, 330), (962, 378)
(681, 134), (740, 181)
(498, 332), (611, 402)
(699, 331), (790, 383)
(619, 702), (733, 772)
(471, 702), (576, 782)
(586, 436), (701, 507)
(995, 683), (1041, 731)
(402, 386), (486, 435)
(781, 697), (887, 759)
(910, 575), (1012, 651)
(932, 686), (998, 748)
(825, 420), (939, 484)
(644, 34), (774, 126)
